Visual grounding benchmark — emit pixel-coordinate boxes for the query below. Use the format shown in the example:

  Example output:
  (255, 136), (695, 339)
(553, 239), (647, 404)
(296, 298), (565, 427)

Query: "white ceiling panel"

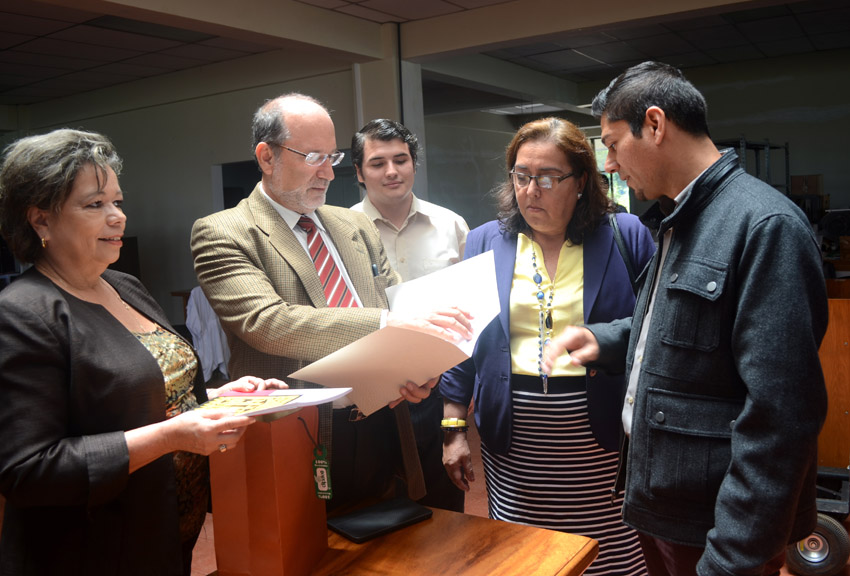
(360, 0), (462, 20)
(627, 34), (697, 58)
(335, 4), (402, 23)
(50, 25), (182, 52)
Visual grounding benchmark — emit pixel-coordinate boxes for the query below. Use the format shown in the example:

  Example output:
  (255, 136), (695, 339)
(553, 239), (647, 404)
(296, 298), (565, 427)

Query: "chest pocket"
(659, 258), (727, 352)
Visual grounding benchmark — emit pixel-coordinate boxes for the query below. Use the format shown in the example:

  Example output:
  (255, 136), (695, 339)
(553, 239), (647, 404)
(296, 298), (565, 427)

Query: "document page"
(197, 387), (352, 417)
(385, 250), (499, 356)
(290, 251), (499, 416)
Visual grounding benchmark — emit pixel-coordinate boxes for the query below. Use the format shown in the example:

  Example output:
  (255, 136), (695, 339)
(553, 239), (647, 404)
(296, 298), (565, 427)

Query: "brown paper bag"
(210, 406), (327, 576)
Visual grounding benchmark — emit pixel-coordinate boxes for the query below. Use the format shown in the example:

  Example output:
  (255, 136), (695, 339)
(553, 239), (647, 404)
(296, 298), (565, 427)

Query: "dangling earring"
(41, 237), (48, 248)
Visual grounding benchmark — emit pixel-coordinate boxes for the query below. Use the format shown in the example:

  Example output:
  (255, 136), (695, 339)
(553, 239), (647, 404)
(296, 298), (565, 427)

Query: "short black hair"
(591, 61), (711, 138)
(351, 119), (419, 172)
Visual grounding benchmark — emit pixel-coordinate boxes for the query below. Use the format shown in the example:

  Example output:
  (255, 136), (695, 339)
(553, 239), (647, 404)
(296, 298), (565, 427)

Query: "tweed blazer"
(191, 185), (401, 384)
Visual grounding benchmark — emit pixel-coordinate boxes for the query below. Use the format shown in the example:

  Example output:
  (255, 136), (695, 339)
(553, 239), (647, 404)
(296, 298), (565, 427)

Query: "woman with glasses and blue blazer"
(440, 117), (655, 576)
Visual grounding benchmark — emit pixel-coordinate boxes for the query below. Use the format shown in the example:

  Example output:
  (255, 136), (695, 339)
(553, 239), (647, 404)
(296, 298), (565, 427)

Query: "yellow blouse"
(509, 233), (585, 377)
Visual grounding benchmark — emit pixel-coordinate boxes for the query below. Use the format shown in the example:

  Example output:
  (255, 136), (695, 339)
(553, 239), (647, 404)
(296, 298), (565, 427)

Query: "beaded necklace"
(530, 237), (553, 394)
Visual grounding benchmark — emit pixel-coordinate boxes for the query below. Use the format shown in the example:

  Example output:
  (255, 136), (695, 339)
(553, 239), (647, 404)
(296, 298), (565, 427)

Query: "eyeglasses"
(278, 144), (345, 167)
(510, 170), (575, 190)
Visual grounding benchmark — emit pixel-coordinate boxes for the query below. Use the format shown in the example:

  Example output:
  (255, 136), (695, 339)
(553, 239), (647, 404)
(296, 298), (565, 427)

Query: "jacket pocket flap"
(646, 388), (742, 438)
(664, 259), (727, 301)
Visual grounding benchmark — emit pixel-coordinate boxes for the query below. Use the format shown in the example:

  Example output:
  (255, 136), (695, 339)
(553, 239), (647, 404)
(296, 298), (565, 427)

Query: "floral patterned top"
(133, 326), (208, 545)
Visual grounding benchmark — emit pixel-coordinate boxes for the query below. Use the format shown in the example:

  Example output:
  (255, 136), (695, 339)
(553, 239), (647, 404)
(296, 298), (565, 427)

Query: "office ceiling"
(481, 0), (850, 83)
(1, 0), (848, 107)
(293, 0), (516, 23)
(0, 1), (276, 106)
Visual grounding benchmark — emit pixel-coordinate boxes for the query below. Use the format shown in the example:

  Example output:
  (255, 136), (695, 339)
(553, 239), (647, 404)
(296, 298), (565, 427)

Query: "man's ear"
(255, 142), (276, 176)
(354, 165), (365, 185)
(645, 106), (666, 145)
(27, 205), (50, 240)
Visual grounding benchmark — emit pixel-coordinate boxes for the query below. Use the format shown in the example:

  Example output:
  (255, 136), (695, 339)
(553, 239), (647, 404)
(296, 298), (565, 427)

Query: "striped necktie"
(297, 216), (425, 501)
(298, 216), (358, 308)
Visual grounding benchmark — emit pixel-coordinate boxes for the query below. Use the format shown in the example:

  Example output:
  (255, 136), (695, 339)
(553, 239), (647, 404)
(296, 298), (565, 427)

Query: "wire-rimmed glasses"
(278, 144), (345, 167)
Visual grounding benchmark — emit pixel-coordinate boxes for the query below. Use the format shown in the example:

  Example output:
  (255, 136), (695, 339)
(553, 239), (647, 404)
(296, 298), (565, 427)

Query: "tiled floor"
(191, 515), (217, 576)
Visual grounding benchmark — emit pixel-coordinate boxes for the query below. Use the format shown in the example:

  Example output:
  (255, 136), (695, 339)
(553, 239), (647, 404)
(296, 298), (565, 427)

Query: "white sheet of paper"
(276, 387), (353, 408)
(198, 387), (352, 418)
(291, 327), (468, 416)
(385, 250), (499, 357)
(289, 250), (500, 416)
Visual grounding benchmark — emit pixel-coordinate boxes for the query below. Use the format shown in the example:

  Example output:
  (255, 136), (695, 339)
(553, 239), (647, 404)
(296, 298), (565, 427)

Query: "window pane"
(592, 138), (630, 213)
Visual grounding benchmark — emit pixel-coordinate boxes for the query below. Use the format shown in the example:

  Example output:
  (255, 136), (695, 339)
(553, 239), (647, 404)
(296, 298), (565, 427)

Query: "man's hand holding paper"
(389, 376), (440, 409)
(386, 306), (474, 344)
(290, 251), (499, 416)
(384, 306), (473, 407)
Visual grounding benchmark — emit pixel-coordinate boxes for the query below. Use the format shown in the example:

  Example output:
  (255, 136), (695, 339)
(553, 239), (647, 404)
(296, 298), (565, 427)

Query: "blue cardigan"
(440, 214), (655, 453)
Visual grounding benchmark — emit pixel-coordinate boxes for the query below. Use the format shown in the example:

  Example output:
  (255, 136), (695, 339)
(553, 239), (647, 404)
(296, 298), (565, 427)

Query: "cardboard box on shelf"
(791, 174), (823, 196)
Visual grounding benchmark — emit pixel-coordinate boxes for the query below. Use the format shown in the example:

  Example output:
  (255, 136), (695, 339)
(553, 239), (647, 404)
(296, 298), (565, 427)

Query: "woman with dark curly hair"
(0, 128), (283, 576)
(440, 117), (655, 575)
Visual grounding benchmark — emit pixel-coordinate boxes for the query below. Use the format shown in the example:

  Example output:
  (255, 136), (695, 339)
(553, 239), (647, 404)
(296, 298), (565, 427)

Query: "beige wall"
(3, 51), (358, 323)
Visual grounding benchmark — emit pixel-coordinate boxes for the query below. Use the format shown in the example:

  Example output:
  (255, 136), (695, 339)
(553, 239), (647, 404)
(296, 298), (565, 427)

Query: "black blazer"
(0, 268), (200, 576)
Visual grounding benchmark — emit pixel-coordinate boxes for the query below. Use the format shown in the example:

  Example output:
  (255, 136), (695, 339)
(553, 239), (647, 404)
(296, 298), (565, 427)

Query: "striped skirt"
(480, 375), (646, 576)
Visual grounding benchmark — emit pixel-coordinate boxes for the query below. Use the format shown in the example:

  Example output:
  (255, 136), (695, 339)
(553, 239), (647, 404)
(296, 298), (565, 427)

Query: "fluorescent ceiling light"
(482, 103), (563, 115)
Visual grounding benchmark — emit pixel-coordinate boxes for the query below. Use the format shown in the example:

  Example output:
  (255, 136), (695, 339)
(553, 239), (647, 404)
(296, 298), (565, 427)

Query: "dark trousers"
(328, 406), (400, 514)
(638, 532), (786, 576)
(409, 392), (465, 512)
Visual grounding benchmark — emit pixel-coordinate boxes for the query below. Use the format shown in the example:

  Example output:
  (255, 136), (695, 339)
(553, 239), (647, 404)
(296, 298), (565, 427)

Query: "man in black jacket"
(544, 61), (828, 576)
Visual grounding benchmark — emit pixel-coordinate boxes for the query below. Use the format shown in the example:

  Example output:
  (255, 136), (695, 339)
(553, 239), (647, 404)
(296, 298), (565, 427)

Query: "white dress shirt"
(622, 180), (698, 435)
(351, 194), (469, 282)
(186, 285), (230, 382)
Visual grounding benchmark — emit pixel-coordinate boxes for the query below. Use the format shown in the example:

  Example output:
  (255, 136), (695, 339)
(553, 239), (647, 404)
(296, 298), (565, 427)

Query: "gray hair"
(251, 93), (330, 159)
(0, 128), (122, 264)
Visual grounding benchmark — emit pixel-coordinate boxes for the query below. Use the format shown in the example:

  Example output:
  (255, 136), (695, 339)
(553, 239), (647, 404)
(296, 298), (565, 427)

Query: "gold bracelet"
(441, 417), (469, 432)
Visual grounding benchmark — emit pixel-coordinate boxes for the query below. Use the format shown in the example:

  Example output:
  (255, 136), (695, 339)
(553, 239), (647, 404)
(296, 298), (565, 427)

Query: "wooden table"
(310, 507), (598, 575)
